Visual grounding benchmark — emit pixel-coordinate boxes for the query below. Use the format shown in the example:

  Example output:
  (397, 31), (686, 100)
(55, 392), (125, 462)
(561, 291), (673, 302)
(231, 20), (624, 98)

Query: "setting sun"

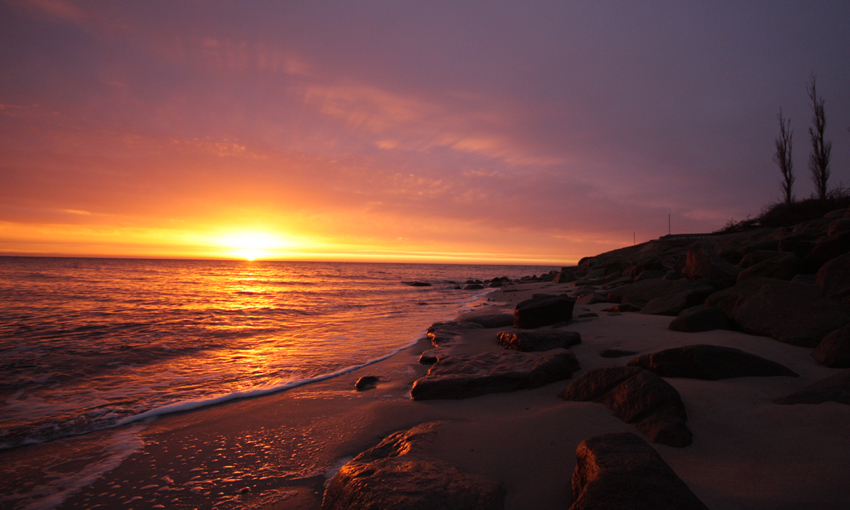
(219, 232), (294, 261)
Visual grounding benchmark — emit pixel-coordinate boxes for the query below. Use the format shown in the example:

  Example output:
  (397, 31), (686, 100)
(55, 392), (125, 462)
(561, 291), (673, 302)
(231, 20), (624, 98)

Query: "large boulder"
(668, 307), (735, 332)
(411, 349), (580, 400)
(570, 432), (709, 510)
(513, 294), (575, 329)
(806, 230), (850, 270)
(456, 313), (515, 329)
(816, 252), (850, 302)
(496, 330), (581, 352)
(705, 277), (850, 347)
(639, 284), (714, 316)
(773, 370), (850, 405)
(738, 250), (783, 269)
(559, 366), (692, 447)
(322, 422), (505, 510)
(627, 344), (798, 380)
(812, 325), (850, 368)
(735, 253), (803, 283)
(426, 321), (484, 347)
(606, 279), (710, 308)
(683, 242), (740, 287)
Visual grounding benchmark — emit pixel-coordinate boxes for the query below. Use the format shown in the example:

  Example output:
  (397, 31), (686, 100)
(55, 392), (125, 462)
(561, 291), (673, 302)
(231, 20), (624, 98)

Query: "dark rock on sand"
(463, 284), (485, 290)
(627, 344), (798, 380)
(816, 252), (850, 302)
(639, 283), (714, 316)
(603, 303), (642, 313)
(570, 432), (709, 510)
(606, 279), (709, 308)
(812, 325), (850, 368)
(418, 350), (442, 365)
(576, 292), (607, 305)
(322, 422), (505, 510)
(456, 313), (515, 329)
(774, 370), (850, 405)
(554, 269), (577, 283)
(411, 349), (580, 400)
(668, 307), (735, 332)
(683, 242), (740, 287)
(426, 321), (484, 347)
(513, 294), (575, 329)
(705, 277), (850, 347)
(559, 366), (692, 447)
(496, 330), (581, 352)
(354, 376), (380, 391)
(599, 349), (639, 358)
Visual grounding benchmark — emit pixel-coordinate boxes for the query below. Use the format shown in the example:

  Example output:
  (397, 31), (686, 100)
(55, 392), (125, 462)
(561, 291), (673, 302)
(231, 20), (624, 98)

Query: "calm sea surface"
(0, 257), (555, 452)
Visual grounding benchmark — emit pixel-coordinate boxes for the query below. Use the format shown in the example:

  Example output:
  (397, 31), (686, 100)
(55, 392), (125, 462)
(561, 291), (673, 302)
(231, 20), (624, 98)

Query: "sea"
(0, 257), (556, 509)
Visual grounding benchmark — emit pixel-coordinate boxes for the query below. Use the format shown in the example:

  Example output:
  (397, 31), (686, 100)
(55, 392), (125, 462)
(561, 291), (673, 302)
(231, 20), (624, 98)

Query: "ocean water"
(0, 257), (554, 453)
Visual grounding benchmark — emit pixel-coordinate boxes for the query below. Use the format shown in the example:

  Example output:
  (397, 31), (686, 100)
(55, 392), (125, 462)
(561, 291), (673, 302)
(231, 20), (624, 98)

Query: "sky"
(1, 1), (849, 264)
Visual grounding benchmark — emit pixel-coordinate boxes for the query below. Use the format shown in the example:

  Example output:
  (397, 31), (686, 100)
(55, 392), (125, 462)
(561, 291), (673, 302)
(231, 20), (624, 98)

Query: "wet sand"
(46, 280), (850, 509)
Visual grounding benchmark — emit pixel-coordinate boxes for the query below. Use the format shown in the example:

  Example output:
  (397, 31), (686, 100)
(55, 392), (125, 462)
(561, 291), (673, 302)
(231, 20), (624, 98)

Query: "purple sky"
(1, 1), (849, 263)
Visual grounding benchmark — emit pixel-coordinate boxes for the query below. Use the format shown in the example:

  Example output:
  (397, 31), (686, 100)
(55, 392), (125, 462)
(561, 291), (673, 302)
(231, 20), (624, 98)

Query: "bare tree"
(773, 108), (794, 204)
(807, 74), (832, 199)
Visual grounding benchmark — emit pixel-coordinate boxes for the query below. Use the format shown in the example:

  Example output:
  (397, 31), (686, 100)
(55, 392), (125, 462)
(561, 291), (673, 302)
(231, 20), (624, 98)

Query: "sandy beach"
(45, 277), (850, 509)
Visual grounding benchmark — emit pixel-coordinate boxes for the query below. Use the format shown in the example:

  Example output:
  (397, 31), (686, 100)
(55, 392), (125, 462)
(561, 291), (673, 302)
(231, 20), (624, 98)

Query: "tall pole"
(668, 214), (671, 236)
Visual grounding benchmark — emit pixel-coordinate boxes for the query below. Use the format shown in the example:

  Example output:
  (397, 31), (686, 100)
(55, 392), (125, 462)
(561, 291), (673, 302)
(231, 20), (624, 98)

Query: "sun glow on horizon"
(218, 232), (295, 261)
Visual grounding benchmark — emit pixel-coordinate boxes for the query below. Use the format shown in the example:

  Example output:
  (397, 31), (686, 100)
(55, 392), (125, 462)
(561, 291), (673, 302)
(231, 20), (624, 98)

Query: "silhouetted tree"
(773, 108), (794, 204)
(807, 74), (832, 200)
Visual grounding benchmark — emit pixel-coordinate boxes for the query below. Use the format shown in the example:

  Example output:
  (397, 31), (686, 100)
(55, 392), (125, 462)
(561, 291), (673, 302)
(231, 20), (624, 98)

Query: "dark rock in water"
(812, 325), (850, 368)
(602, 303), (642, 313)
(640, 284), (714, 316)
(559, 366), (692, 447)
(322, 422), (505, 510)
(426, 321), (484, 347)
(774, 370), (850, 405)
(705, 277), (850, 347)
(354, 376), (380, 391)
(736, 253), (802, 283)
(599, 349), (638, 358)
(627, 344), (798, 380)
(669, 307), (735, 332)
(463, 284), (485, 290)
(456, 313), (515, 329)
(570, 432), (709, 510)
(683, 242), (740, 287)
(816, 252), (850, 302)
(496, 330), (581, 352)
(411, 349), (580, 400)
(403, 281), (431, 287)
(606, 279), (709, 308)
(513, 294), (575, 329)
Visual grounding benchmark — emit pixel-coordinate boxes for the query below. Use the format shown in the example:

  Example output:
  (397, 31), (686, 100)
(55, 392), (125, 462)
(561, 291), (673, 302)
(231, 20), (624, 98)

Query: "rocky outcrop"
(683, 242), (740, 287)
(426, 321), (484, 347)
(513, 294), (575, 329)
(736, 253), (802, 282)
(639, 283), (714, 316)
(668, 306), (735, 332)
(606, 279), (710, 308)
(411, 349), (580, 400)
(806, 230), (850, 270)
(456, 313), (515, 328)
(705, 277), (850, 347)
(812, 325), (850, 368)
(322, 422), (505, 510)
(570, 432), (709, 510)
(559, 366), (692, 447)
(773, 370), (850, 405)
(816, 252), (850, 302)
(627, 344), (798, 380)
(496, 330), (581, 352)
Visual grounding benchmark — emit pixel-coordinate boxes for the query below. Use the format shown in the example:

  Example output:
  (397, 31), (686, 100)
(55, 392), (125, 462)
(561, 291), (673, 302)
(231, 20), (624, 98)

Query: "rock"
(599, 349), (638, 358)
(705, 277), (850, 347)
(456, 313), (515, 329)
(773, 370), (850, 405)
(322, 422), (505, 510)
(602, 303), (642, 313)
(426, 321), (484, 347)
(559, 366), (692, 447)
(354, 376), (380, 391)
(628, 259), (666, 278)
(627, 344), (798, 380)
(816, 252), (850, 302)
(738, 250), (783, 269)
(577, 312), (598, 318)
(463, 284), (485, 290)
(668, 307), (735, 332)
(411, 349), (580, 400)
(419, 350), (442, 365)
(806, 230), (850, 270)
(513, 294), (575, 329)
(496, 330), (581, 352)
(606, 279), (710, 308)
(736, 253), (802, 283)
(554, 269), (577, 283)
(403, 281), (431, 287)
(778, 239), (817, 259)
(636, 269), (667, 281)
(576, 292), (607, 305)
(683, 242), (740, 287)
(828, 218), (850, 235)
(578, 257), (599, 267)
(570, 432), (709, 510)
(639, 284), (714, 316)
(812, 325), (850, 368)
